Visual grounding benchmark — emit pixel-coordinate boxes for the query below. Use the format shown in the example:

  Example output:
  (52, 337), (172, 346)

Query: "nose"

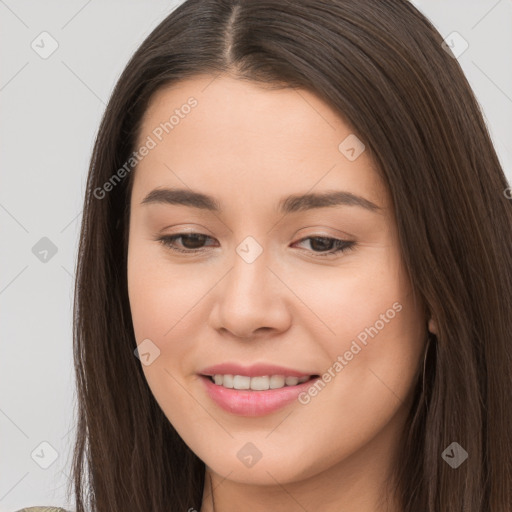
(208, 249), (292, 339)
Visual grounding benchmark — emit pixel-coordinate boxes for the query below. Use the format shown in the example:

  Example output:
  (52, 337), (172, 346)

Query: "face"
(127, 74), (427, 487)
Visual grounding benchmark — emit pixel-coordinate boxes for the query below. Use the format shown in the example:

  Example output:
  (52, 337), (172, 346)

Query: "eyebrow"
(140, 187), (382, 214)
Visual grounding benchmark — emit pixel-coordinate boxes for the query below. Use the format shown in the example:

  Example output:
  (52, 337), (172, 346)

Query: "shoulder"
(13, 507), (71, 512)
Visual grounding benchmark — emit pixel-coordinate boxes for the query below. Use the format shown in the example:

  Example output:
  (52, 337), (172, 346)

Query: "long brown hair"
(69, 1), (512, 510)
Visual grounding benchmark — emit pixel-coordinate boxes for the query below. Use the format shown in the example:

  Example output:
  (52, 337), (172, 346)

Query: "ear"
(428, 317), (438, 335)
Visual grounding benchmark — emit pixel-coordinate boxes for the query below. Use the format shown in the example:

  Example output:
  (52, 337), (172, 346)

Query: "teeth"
(233, 375), (250, 389)
(222, 374), (234, 388)
(270, 375), (285, 389)
(209, 374), (312, 390)
(250, 376), (269, 391)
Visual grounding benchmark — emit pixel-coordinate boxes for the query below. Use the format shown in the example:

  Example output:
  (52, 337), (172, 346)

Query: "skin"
(127, 74), (434, 512)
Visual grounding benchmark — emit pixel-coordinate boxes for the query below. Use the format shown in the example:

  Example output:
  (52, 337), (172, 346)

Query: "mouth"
(197, 363), (321, 416)
(198, 372), (321, 416)
(200, 373), (320, 391)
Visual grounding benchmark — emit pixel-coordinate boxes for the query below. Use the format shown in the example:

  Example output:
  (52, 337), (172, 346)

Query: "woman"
(17, 0), (512, 511)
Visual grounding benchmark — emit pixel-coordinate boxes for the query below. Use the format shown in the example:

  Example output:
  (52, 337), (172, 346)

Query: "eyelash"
(156, 233), (356, 258)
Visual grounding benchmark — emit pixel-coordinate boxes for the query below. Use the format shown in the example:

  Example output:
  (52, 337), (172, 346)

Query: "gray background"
(1, 1), (511, 510)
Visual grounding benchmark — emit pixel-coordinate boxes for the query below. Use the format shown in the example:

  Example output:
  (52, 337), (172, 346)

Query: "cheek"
(127, 245), (206, 435)
(127, 237), (217, 416)
(283, 272), (425, 480)
(127, 235), (208, 343)
(291, 245), (425, 426)
(318, 293), (424, 407)
(284, 239), (416, 349)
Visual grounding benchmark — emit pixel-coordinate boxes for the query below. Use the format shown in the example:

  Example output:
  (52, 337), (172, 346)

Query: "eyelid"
(158, 223), (216, 236)
(294, 225), (355, 239)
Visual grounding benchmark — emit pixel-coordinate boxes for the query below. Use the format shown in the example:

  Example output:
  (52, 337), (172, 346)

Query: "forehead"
(132, 75), (389, 214)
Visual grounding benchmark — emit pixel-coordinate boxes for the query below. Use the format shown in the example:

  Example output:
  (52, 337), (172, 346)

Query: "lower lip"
(199, 375), (319, 416)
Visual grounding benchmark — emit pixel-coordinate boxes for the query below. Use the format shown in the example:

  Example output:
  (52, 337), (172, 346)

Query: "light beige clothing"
(14, 507), (70, 512)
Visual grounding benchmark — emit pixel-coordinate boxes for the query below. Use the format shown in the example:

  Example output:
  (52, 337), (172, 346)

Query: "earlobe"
(428, 317), (438, 335)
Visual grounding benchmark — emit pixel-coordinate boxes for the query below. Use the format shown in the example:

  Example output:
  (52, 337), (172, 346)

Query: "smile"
(199, 374), (320, 416)
(205, 374), (316, 390)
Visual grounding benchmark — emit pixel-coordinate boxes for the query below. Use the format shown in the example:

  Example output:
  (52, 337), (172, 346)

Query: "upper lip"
(199, 363), (318, 378)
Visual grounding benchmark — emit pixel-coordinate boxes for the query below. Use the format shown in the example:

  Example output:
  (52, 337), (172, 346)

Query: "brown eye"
(293, 236), (356, 257)
(158, 233), (216, 253)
